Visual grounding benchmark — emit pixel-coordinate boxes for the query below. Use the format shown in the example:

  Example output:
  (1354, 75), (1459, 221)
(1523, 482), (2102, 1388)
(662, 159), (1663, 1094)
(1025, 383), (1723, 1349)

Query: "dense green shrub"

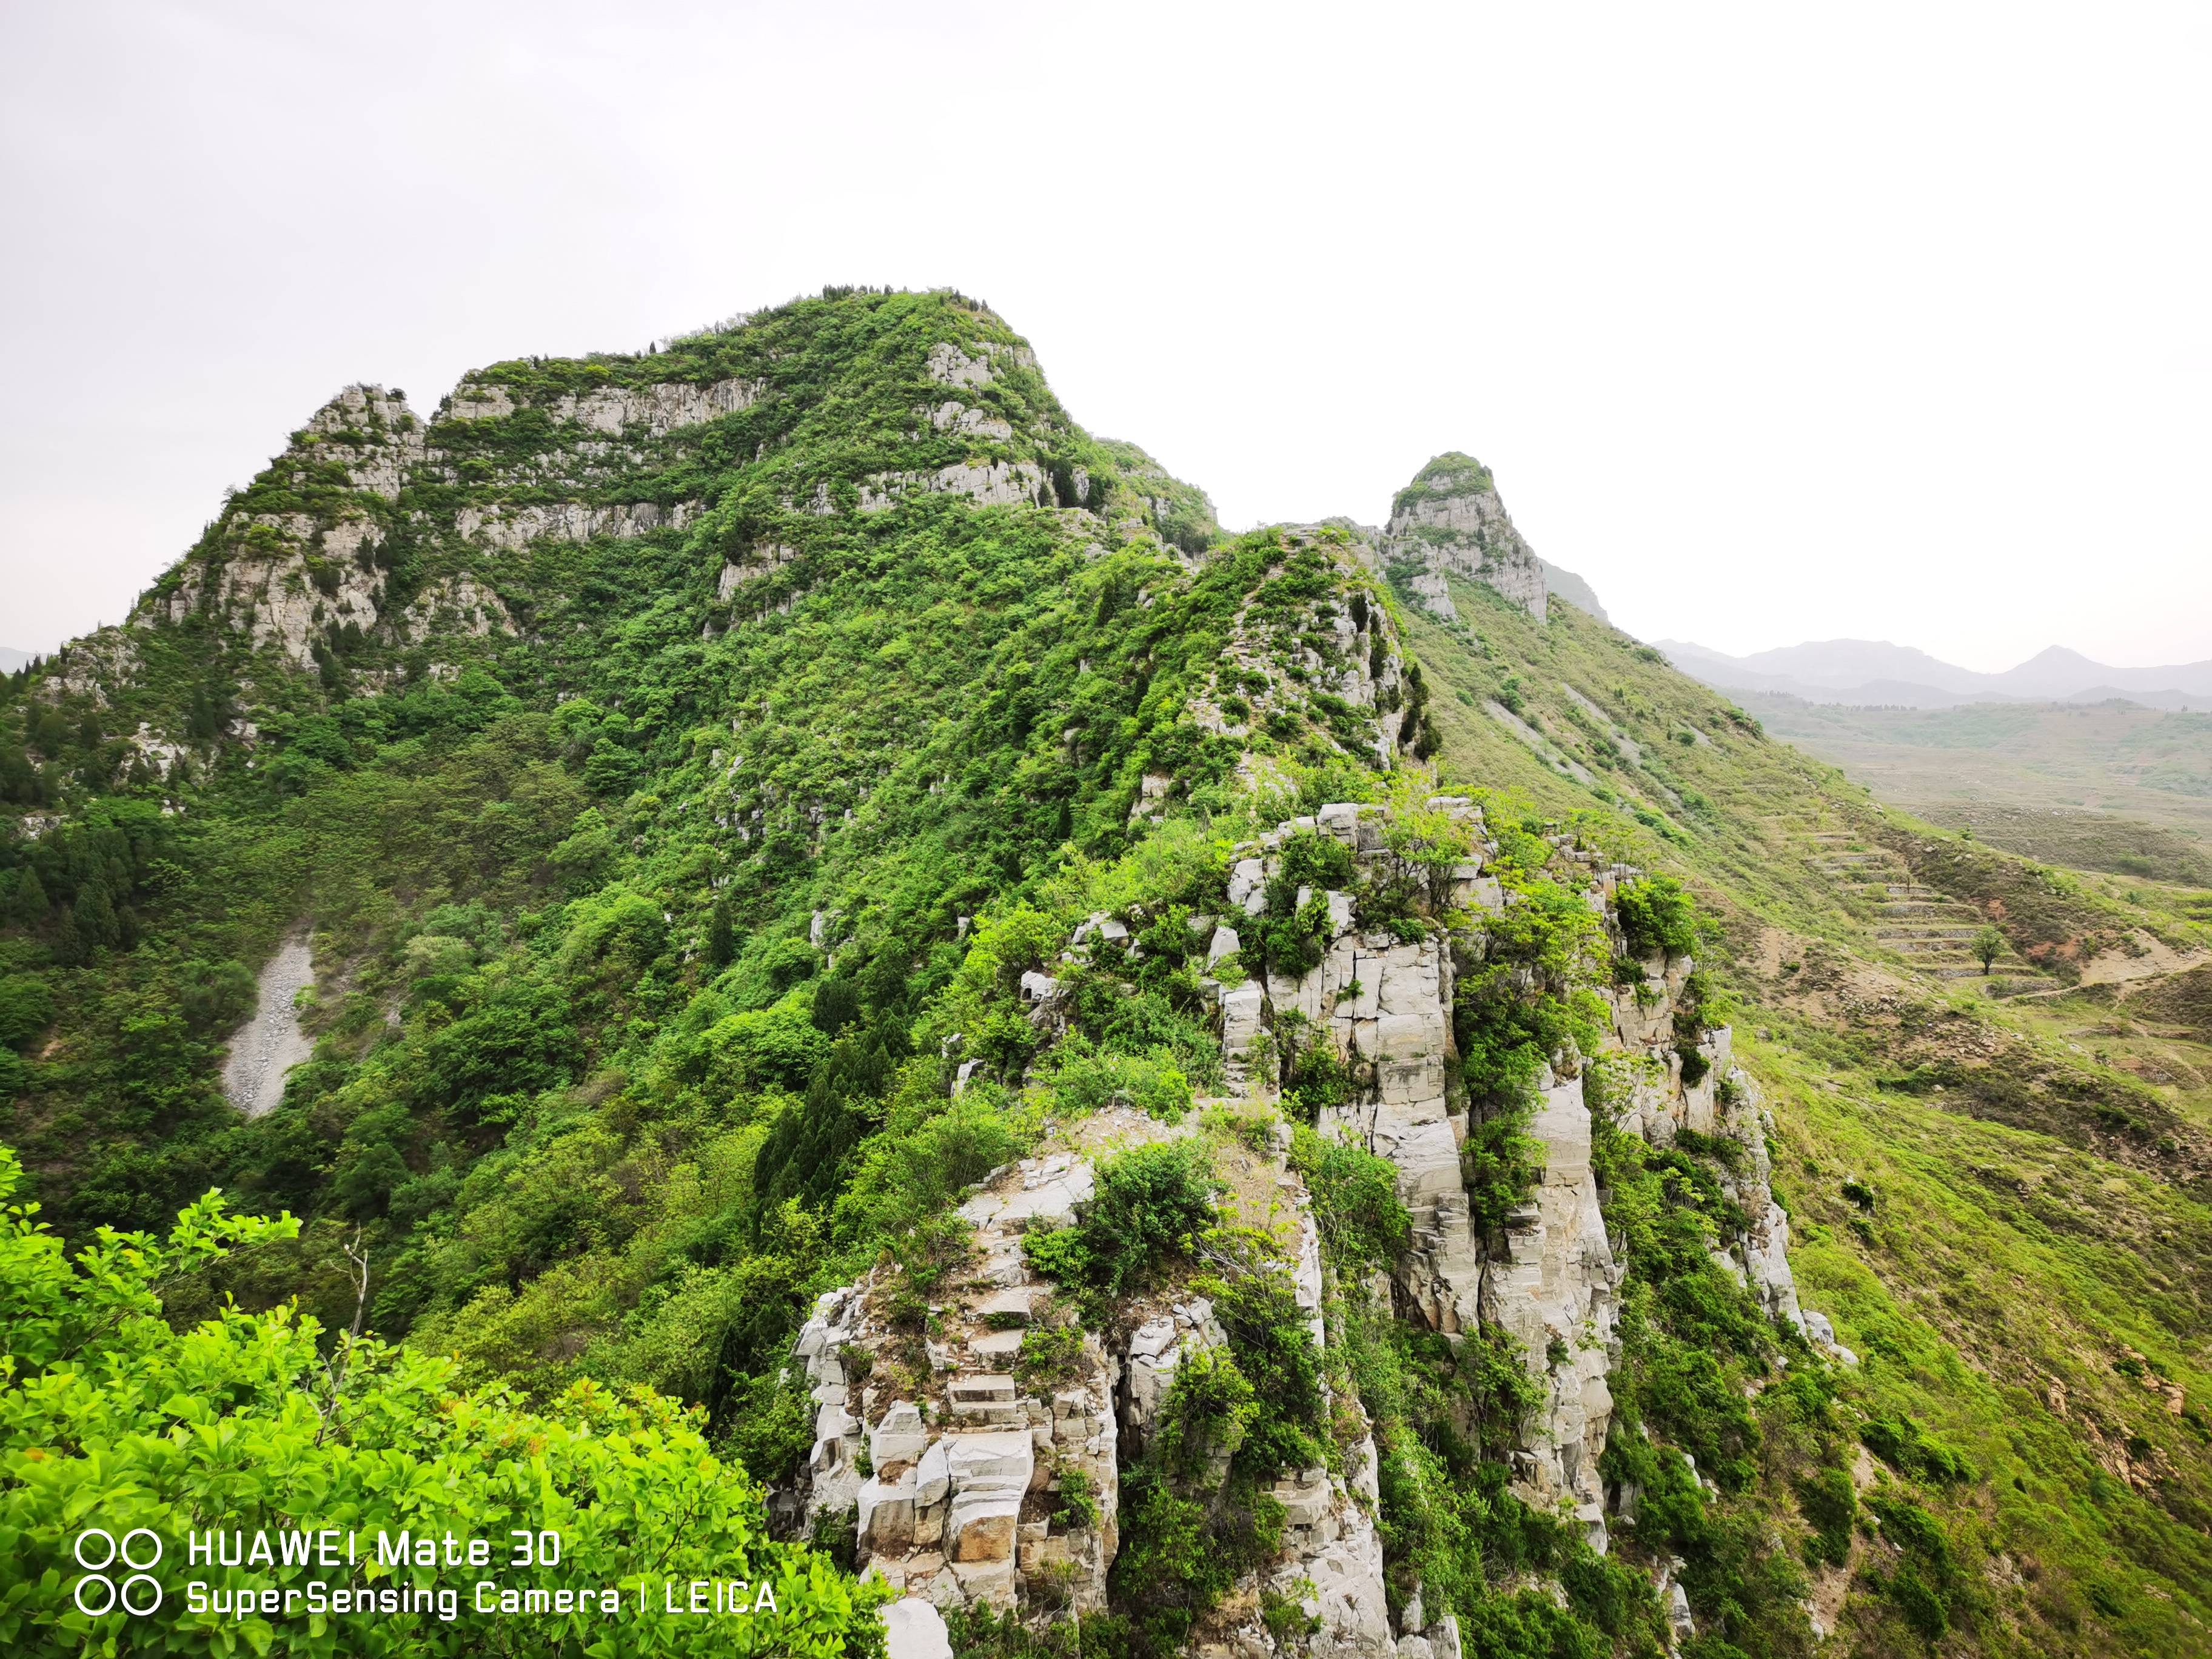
(0, 1148), (880, 1656)
(1795, 1466), (1855, 1567)
(1860, 1414), (1972, 1484)
(1614, 874), (1697, 959)
(1289, 1127), (1409, 1269)
(1252, 833), (1349, 978)
(1022, 1140), (1221, 1319)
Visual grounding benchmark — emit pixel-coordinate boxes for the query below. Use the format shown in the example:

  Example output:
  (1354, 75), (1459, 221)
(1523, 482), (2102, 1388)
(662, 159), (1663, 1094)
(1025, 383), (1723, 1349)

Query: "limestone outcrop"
(792, 1134), (1130, 1618)
(453, 499), (700, 552)
(440, 375), (759, 435)
(1199, 802), (1837, 1551)
(858, 460), (1050, 512)
(400, 574), (513, 642)
(304, 384), (428, 499)
(795, 798), (1828, 1655)
(789, 1105), (1395, 1657)
(1384, 454), (1547, 622)
(926, 341), (1036, 387)
(162, 509), (387, 671)
(118, 387), (426, 672)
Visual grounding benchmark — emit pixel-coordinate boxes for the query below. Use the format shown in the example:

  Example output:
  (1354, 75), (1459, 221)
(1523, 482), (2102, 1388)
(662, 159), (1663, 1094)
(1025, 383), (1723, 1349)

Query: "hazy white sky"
(2, 1), (2206, 669)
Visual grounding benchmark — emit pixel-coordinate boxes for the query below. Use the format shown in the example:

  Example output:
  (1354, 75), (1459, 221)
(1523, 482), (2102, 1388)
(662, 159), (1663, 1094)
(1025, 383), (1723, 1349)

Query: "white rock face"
(1384, 457), (1547, 622)
(929, 400), (1016, 440)
(305, 384), (426, 498)
(454, 499), (699, 552)
(442, 376), (757, 435)
(1221, 805), (1818, 1563)
(1407, 568), (1457, 620)
(783, 805), (1822, 1646)
(1478, 1075), (1619, 1533)
(859, 461), (1049, 512)
(1240, 806), (1619, 1533)
(882, 1597), (955, 1659)
(126, 385), (452, 676)
(926, 341), (1035, 387)
(41, 628), (140, 706)
(175, 510), (385, 670)
(792, 1134), (1134, 1615)
(719, 543), (799, 599)
(401, 574), (512, 642)
(551, 378), (757, 435)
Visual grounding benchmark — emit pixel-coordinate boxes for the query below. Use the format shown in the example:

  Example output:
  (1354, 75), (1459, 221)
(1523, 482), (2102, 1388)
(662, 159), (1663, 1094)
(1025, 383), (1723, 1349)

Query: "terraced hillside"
(1738, 695), (2212, 888)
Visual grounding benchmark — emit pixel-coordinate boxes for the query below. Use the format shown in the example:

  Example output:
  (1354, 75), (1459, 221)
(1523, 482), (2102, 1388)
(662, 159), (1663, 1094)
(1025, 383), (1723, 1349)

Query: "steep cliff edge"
(789, 796), (1842, 1657)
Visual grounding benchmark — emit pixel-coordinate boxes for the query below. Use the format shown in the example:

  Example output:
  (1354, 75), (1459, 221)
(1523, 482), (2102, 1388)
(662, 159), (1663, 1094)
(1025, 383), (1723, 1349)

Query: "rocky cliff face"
(1384, 453), (1547, 623)
(144, 384), (426, 673)
(791, 796), (1840, 1657)
(792, 1103), (1399, 1659)
(52, 295), (1217, 737)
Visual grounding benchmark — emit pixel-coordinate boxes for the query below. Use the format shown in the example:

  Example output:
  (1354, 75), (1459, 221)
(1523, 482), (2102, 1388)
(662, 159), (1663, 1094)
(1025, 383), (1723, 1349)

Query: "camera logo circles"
(72, 1528), (164, 1616)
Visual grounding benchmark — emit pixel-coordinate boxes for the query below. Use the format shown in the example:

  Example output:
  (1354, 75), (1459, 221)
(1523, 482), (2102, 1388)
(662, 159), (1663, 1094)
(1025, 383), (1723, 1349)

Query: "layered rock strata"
(1383, 452), (1547, 622)
(1203, 802), (1845, 1550)
(791, 1104), (1399, 1659)
(802, 800), (1836, 1659)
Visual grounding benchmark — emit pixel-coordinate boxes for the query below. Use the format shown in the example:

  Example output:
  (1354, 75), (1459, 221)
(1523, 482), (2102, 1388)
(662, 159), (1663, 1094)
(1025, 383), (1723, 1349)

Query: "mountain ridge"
(1661, 635), (2212, 708)
(2, 287), (2207, 1658)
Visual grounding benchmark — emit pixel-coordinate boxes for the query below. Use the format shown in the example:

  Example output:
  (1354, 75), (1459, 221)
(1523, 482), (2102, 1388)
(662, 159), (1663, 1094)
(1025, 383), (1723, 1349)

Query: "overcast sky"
(2, 1), (2206, 670)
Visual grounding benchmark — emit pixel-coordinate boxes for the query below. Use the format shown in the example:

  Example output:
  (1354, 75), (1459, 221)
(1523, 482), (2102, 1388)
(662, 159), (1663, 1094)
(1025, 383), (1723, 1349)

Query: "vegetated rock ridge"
(791, 796), (1844, 1655)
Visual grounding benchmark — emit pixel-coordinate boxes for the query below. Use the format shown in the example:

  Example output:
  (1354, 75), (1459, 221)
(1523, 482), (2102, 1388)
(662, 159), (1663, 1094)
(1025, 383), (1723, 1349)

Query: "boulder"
(859, 1469), (919, 1552)
(872, 1401), (930, 1466)
(947, 1491), (1021, 1562)
(1221, 981), (1267, 1060)
(943, 1428), (1034, 1492)
(883, 1598), (955, 1659)
(916, 1438), (951, 1506)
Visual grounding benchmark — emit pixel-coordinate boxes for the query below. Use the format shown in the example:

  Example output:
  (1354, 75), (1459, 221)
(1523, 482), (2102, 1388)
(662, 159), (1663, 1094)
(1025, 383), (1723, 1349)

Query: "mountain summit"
(1382, 451), (1548, 621)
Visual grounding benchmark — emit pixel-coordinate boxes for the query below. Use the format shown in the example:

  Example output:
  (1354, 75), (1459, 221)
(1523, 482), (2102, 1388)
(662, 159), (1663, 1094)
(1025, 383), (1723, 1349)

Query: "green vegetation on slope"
(2, 287), (2207, 1657)
(0, 1147), (883, 1657)
(1405, 575), (2212, 1655)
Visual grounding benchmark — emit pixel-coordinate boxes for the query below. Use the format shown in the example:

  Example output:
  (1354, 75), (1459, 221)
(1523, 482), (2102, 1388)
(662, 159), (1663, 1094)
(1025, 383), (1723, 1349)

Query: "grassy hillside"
(1406, 577), (2212, 1655)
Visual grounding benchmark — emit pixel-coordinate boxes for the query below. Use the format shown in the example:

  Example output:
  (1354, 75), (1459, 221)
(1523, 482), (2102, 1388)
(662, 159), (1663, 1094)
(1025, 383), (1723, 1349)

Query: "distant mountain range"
(1656, 637), (2212, 709)
(1539, 559), (1608, 622)
(0, 648), (34, 674)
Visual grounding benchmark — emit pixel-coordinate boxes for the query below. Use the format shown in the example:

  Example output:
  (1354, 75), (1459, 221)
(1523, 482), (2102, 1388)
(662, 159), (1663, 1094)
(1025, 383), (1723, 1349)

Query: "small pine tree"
(7, 866), (47, 927)
(708, 897), (736, 968)
(71, 876), (119, 957)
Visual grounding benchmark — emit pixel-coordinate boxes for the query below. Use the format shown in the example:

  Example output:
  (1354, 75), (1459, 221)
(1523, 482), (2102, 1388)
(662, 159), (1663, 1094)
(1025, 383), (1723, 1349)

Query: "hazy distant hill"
(0, 648), (33, 674)
(1743, 690), (2212, 883)
(1538, 557), (1607, 621)
(1661, 635), (2212, 709)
